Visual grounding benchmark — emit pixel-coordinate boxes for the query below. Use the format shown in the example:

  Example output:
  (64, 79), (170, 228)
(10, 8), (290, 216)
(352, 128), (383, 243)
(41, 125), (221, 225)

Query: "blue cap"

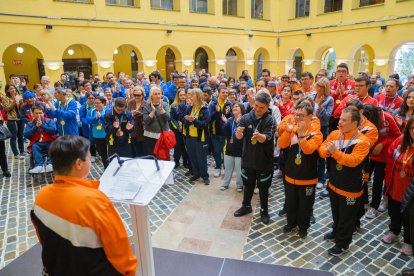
(23, 91), (36, 101)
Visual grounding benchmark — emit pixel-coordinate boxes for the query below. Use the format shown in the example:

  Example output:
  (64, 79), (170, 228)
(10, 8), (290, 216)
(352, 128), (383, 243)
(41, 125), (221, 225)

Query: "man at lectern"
(30, 135), (138, 275)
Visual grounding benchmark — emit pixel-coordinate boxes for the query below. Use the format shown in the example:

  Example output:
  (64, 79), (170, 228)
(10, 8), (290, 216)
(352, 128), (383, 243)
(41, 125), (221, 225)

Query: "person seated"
(30, 135), (138, 275)
(24, 105), (57, 173)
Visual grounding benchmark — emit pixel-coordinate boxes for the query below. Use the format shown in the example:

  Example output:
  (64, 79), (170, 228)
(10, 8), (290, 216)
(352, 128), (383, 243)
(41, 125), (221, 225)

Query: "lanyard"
(191, 107), (200, 118)
(231, 119), (237, 139)
(339, 131), (359, 153)
(402, 148), (414, 170)
(382, 95), (397, 112)
(253, 119), (261, 133)
(58, 98), (72, 111)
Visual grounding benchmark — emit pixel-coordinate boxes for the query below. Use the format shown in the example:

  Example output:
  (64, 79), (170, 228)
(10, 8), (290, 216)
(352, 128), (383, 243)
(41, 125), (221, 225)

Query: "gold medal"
(60, 120), (65, 126)
(96, 125), (102, 130)
(400, 170), (406, 178)
(335, 99), (341, 105)
(116, 129), (124, 137)
(295, 157), (302, 165)
(336, 163), (343, 171)
(251, 138), (257, 145)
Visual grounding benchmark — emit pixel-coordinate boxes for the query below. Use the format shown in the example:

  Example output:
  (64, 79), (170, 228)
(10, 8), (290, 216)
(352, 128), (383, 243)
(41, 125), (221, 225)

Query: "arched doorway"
(113, 45), (142, 80)
(2, 43), (44, 85)
(254, 48), (270, 79)
(226, 48), (238, 79)
(293, 49), (304, 77)
(392, 42), (414, 83)
(322, 48), (336, 78)
(62, 44), (97, 87)
(165, 48), (176, 82)
(194, 47), (209, 73)
(353, 45), (374, 75)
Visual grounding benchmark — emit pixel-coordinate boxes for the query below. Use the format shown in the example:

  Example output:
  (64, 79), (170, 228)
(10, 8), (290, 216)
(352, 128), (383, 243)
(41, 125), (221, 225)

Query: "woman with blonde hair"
(143, 86), (170, 155)
(170, 88), (189, 168)
(183, 88), (210, 185)
(127, 86), (146, 157)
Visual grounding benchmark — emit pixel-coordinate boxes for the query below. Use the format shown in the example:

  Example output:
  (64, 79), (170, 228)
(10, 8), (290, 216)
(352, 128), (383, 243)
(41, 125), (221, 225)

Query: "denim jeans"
(317, 125), (329, 183)
(211, 135), (225, 169)
(32, 142), (52, 167)
(186, 136), (208, 179)
(7, 120), (24, 156)
(223, 155), (242, 188)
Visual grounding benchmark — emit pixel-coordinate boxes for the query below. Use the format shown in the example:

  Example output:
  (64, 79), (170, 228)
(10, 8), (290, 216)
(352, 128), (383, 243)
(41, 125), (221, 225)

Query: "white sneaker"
(316, 182), (324, 189)
(214, 169), (221, 177)
(378, 199), (388, 212)
(254, 187), (259, 194)
(401, 243), (413, 256)
(15, 155), (24, 160)
(29, 166), (45, 174)
(381, 231), (398, 244)
(365, 207), (378, 219)
(91, 156), (96, 163)
(45, 164), (53, 173)
(220, 186), (228, 190)
(237, 187), (243, 192)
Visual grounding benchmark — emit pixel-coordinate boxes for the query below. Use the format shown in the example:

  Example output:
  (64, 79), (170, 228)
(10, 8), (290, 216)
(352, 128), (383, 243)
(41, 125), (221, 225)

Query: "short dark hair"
(261, 69), (270, 76)
(301, 71), (314, 80)
(342, 107), (361, 123)
(31, 104), (45, 112)
(296, 102), (314, 115)
(95, 96), (107, 105)
(105, 72), (114, 77)
(218, 85), (228, 93)
(386, 78), (399, 87)
(355, 77), (369, 86)
(255, 92), (271, 105)
(202, 86), (213, 95)
(337, 63), (349, 72)
(9, 74), (18, 79)
(114, 97), (126, 107)
(239, 74), (249, 82)
(49, 135), (90, 175)
(346, 99), (364, 110)
(293, 90), (304, 97)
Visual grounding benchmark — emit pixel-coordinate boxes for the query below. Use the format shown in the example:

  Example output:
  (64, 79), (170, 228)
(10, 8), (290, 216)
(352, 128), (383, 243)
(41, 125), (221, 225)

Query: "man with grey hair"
(41, 75), (55, 97)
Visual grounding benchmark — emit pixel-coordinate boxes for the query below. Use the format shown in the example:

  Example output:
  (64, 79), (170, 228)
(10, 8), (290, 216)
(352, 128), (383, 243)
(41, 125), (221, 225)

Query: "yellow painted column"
(43, 61), (64, 85)
(141, 60), (158, 77)
(179, 59), (195, 74)
(209, 59), (226, 77)
(0, 62), (6, 94)
(94, 60), (115, 80)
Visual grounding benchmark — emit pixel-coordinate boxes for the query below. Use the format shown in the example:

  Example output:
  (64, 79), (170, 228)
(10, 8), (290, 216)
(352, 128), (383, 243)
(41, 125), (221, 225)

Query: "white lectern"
(99, 157), (175, 276)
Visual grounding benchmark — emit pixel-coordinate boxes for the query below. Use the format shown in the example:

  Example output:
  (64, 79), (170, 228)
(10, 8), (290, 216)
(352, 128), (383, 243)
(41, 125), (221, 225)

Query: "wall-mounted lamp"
(216, 59), (226, 66)
(43, 61), (64, 71)
(246, 60), (255, 66)
(16, 46), (24, 54)
(306, 33), (311, 37)
(67, 49), (74, 55)
(166, 29), (173, 34)
(248, 33), (253, 38)
(373, 59), (388, 66)
(144, 60), (157, 67)
(380, 25), (387, 30)
(94, 60), (114, 69)
(182, 60), (194, 66)
(113, 49), (118, 55)
(303, 59), (313, 66)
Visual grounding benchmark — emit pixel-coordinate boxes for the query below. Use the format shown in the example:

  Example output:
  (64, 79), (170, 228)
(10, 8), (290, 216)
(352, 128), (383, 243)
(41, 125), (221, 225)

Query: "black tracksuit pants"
(241, 168), (273, 211)
(285, 182), (315, 231)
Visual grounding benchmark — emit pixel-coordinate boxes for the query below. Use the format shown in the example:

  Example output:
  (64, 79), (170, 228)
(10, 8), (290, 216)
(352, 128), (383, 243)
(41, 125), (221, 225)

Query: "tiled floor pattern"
(1, 142), (414, 275)
(244, 177), (414, 275)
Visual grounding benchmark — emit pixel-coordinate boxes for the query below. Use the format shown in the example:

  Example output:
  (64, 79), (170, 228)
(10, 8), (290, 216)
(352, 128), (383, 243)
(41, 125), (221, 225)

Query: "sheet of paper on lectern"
(99, 158), (175, 205)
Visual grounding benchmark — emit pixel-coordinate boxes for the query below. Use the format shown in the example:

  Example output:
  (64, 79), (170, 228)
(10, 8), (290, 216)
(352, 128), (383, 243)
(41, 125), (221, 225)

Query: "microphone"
(107, 154), (160, 176)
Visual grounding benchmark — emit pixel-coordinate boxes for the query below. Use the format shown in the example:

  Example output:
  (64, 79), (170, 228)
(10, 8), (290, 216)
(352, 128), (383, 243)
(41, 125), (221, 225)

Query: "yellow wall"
(0, 0), (413, 87)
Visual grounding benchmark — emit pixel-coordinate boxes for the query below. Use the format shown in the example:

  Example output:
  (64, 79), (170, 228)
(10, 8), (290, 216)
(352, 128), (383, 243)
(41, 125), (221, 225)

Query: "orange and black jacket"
(278, 118), (323, 185)
(31, 175), (138, 275)
(319, 128), (370, 198)
(358, 116), (379, 181)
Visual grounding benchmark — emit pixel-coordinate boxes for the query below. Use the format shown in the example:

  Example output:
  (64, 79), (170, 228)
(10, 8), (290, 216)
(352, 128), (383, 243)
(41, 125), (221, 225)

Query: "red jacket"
(370, 111), (401, 162)
(385, 136), (414, 202)
(377, 93), (403, 114)
(330, 78), (355, 113)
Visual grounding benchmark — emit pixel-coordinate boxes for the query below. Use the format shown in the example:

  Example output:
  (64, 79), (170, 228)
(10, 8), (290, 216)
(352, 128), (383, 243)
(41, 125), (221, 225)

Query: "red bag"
(153, 130), (176, 160)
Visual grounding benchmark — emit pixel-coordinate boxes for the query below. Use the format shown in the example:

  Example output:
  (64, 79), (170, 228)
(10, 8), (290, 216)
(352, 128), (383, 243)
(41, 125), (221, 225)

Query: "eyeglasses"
(294, 113), (307, 118)
(88, 97), (95, 100)
(134, 94), (143, 97)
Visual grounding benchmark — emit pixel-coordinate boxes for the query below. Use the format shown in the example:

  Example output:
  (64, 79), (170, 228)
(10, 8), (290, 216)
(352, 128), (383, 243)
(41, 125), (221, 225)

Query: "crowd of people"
(2, 64), (414, 262)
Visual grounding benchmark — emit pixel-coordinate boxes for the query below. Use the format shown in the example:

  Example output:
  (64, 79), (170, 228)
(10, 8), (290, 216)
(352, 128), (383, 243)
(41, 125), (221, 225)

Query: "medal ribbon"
(401, 148), (414, 172)
(382, 95), (397, 112)
(231, 119), (237, 140)
(339, 131), (359, 153)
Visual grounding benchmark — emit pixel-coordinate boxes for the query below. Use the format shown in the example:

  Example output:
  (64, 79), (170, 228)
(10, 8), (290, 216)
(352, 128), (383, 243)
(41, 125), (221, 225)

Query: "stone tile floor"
(0, 144), (414, 275)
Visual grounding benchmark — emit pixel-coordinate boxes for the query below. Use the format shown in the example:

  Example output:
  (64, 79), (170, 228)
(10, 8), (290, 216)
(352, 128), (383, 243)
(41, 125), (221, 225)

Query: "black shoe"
(3, 171), (11, 178)
(402, 268), (414, 276)
(353, 226), (360, 235)
(183, 163), (189, 169)
(189, 176), (200, 182)
(283, 225), (294, 234)
(319, 190), (329, 199)
(203, 178), (210, 185)
(328, 244), (348, 257)
(310, 215), (316, 224)
(299, 228), (308, 239)
(174, 163), (179, 169)
(324, 231), (335, 241)
(234, 206), (252, 217)
(278, 209), (287, 217)
(260, 210), (270, 224)
(185, 170), (192, 176)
